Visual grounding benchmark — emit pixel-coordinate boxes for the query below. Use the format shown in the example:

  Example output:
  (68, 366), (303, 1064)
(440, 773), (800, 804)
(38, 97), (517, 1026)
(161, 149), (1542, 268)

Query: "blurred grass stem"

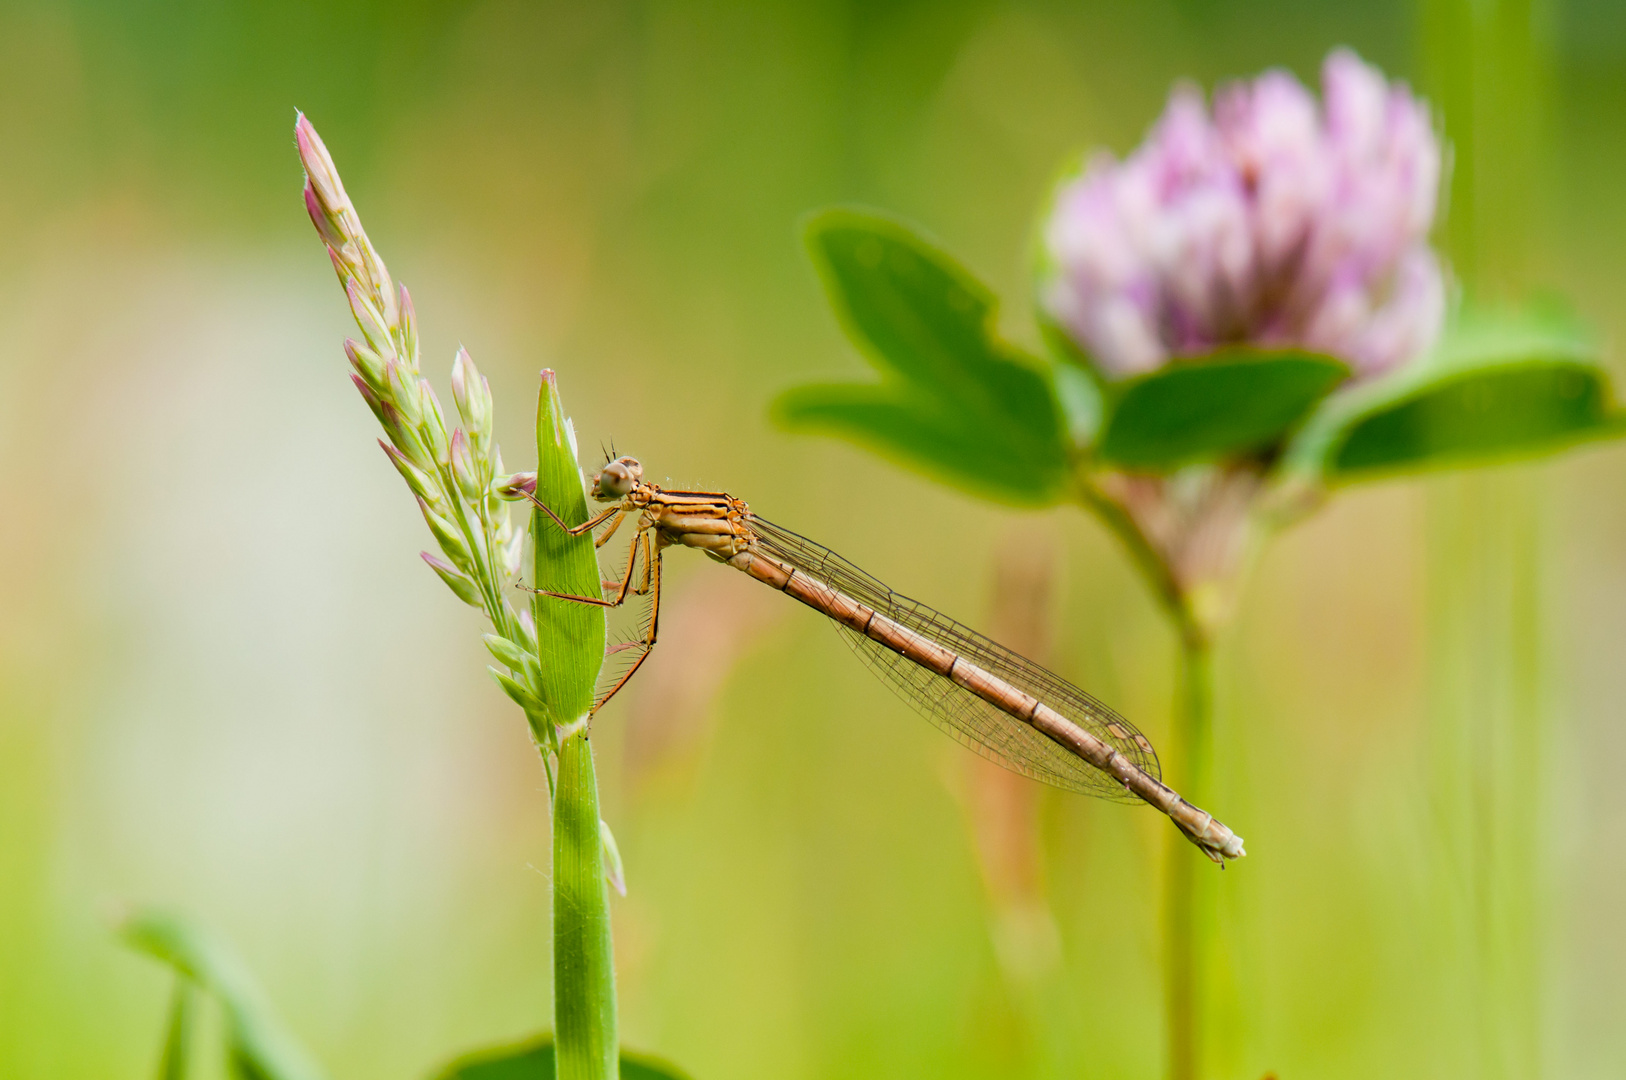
(1425, 474), (1548, 1078)
(1075, 471), (1220, 1080)
(155, 978), (194, 1080)
(1421, 1), (1555, 1072)
(1165, 635), (1213, 1080)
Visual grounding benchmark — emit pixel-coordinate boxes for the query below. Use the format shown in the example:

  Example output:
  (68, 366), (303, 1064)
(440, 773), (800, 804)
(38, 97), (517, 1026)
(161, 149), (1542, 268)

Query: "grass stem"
(553, 732), (619, 1080)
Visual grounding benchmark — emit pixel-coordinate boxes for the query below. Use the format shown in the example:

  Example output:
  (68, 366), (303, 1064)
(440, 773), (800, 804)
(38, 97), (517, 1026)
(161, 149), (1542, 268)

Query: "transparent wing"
(749, 514), (1159, 802)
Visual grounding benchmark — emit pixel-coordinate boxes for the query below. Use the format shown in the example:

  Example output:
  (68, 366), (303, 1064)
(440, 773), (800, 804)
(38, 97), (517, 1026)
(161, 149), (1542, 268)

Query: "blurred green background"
(3, 1), (1626, 1077)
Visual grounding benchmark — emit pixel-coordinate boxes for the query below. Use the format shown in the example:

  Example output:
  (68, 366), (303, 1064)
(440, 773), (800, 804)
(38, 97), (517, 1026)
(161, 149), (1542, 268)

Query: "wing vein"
(748, 514), (1160, 802)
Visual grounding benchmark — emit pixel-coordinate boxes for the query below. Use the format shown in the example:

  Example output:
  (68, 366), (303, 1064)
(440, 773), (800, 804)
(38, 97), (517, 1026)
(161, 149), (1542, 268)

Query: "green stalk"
(1164, 632), (1213, 1080)
(1076, 473), (1222, 1080)
(531, 371), (616, 1080)
(554, 732), (618, 1080)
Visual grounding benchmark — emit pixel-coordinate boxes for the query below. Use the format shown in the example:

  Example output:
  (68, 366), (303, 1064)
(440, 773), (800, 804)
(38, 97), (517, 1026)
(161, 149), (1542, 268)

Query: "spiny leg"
(521, 528), (643, 608)
(593, 532), (662, 713)
(599, 526), (644, 605)
(523, 490), (621, 537)
(592, 508), (627, 549)
(632, 529), (657, 596)
(522, 493), (629, 596)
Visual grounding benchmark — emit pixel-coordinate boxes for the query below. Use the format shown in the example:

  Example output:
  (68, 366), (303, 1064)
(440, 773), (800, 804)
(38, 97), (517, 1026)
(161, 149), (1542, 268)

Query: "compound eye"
(593, 461), (634, 499)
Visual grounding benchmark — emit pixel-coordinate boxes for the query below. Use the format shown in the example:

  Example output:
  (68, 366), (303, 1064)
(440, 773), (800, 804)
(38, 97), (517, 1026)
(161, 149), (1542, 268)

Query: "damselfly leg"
(594, 530), (662, 711)
(524, 492), (621, 538)
(524, 495), (664, 713)
(518, 492), (637, 605)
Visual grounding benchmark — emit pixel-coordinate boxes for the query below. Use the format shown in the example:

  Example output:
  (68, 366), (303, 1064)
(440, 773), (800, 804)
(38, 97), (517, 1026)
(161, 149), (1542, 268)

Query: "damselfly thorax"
(525, 455), (1245, 865)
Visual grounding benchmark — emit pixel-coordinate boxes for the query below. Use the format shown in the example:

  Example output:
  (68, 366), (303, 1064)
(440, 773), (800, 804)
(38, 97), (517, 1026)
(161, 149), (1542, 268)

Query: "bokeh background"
(3, 1), (1626, 1077)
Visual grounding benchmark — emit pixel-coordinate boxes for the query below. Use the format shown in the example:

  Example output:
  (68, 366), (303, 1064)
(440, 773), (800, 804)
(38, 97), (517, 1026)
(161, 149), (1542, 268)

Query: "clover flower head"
(1043, 49), (1444, 379)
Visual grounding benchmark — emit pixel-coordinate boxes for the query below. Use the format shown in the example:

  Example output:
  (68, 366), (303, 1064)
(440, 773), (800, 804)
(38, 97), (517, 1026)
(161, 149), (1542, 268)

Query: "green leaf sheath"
(430, 1034), (693, 1080)
(530, 371), (616, 1080)
(776, 209), (1071, 505)
(1286, 305), (1626, 481)
(553, 737), (619, 1080)
(530, 371), (607, 725)
(1095, 350), (1348, 470)
(120, 910), (325, 1080)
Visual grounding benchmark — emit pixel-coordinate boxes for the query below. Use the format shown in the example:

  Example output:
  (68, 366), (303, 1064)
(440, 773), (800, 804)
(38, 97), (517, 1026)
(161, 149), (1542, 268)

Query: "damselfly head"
(590, 456), (643, 500)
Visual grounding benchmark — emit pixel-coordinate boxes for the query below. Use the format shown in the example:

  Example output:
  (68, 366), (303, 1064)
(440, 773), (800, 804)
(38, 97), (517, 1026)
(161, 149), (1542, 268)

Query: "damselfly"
(525, 456), (1244, 865)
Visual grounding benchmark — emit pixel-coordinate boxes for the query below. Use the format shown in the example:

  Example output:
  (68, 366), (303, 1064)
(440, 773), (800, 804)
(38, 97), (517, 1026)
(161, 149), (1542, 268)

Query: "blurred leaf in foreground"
(429, 1034), (693, 1080)
(1285, 304), (1625, 480)
(1096, 349), (1348, 470)
(120, 908), (325, 1080)
(775, 209), (1071, 505)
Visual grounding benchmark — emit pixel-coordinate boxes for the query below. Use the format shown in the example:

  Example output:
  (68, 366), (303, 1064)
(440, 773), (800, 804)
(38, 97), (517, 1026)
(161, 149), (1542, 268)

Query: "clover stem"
(1165, 629), (1214, 1080)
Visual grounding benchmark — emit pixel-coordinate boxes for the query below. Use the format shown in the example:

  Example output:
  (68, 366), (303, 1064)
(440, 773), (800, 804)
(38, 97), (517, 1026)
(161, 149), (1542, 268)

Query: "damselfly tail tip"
(1187, 827), (1245, 866)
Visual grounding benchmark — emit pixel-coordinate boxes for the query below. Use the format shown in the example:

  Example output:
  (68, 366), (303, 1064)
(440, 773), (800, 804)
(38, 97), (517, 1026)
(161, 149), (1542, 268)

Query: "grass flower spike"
(298, 113), (625, 1080)
(296, 113), (543, 744)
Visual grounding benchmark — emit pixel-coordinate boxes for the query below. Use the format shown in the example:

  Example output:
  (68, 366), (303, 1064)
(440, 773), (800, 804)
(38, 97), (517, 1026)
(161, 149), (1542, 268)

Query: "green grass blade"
(154, 978), (196, 1080)
(119, 909), (325, 1080)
